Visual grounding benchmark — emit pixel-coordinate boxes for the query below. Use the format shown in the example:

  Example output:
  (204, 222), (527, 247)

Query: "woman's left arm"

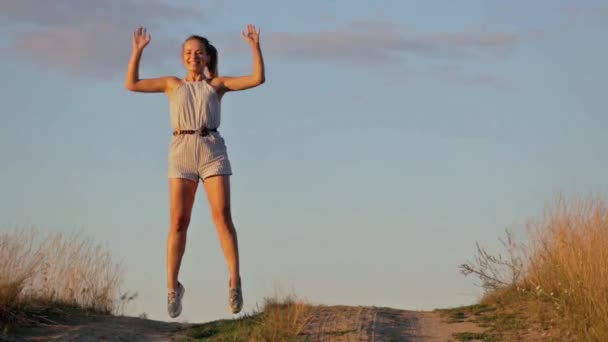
(215, 24), (265, 94)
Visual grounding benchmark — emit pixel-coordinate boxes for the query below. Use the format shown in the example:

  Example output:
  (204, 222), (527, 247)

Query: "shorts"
(167, 133), (232, 182)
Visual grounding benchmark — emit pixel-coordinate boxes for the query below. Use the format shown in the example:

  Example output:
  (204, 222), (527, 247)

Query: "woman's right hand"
(132, 27), (151, 52)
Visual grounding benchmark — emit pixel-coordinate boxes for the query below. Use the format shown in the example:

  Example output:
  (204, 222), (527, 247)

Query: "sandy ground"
(10, 306), (488, 342)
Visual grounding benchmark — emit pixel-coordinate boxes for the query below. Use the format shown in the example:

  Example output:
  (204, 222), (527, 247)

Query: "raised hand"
(241, 24), (260, 46)
(132, 26), (151, 52)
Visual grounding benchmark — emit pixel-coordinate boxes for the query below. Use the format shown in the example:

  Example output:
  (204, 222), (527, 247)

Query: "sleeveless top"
(169, 80), (221, 131)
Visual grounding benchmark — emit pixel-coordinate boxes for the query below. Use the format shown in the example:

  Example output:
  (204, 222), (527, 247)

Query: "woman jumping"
(124, 24), (265, 318)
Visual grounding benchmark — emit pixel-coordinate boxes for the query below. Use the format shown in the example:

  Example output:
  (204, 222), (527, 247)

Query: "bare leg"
(203, 175), (241, 288)
(167, 178), (198, 291)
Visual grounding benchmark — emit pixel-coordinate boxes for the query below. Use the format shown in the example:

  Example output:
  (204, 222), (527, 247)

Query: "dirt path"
(8, 314), (190, 342)
(300, 306), (486, 341)
(12, 306), (487, 341)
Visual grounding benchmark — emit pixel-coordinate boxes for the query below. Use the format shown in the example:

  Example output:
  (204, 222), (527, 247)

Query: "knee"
(212, 206), (233, 228)
(170, 216), (190, 233)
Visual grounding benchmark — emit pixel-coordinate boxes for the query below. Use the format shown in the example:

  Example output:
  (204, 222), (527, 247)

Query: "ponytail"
(206, 43), (218, 78)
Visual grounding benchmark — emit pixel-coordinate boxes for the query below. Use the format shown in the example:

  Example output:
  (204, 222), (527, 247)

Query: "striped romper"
(168, 80), (232, 182)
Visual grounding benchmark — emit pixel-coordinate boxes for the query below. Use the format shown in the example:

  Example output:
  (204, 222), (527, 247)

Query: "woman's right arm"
(124, 27), (174, 93)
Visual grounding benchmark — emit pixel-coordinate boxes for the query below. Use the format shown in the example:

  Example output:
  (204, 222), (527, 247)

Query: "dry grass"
(255, 295), (314, 340)
(461, 195), (608, 340)
(0, 227), (125, 328)
(185, 294), (314, 341)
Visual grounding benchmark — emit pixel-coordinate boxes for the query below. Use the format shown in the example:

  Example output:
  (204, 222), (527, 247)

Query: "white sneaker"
(229, 281), (243, 314)
(168, 282), (185, 318)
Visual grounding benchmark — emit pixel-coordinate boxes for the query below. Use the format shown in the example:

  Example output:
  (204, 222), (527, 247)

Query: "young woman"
(124, 24), (265, 318)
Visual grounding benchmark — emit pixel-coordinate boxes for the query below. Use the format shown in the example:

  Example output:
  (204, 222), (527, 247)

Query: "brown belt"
(173, 128), (218, 136)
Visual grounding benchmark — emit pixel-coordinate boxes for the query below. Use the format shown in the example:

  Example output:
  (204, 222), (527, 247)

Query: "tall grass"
(0, 228), (124, 326)
(461, 196), (608, 340)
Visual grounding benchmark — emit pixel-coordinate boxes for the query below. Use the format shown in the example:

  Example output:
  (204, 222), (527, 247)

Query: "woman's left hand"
(241, 24), (261, 46)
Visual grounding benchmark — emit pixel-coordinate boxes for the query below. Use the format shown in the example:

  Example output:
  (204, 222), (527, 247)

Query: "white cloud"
(1, 0), (204, 78)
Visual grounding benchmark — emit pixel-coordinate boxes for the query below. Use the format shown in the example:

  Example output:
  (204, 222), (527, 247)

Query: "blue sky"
(1, 0), (607, 322)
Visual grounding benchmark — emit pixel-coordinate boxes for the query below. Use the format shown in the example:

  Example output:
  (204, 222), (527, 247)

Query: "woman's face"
(182, 39), (207, 73)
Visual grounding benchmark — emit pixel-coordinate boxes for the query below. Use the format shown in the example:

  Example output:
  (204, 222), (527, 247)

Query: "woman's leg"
(167, 178), (198, 292)
(203, 175), (241, 288)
